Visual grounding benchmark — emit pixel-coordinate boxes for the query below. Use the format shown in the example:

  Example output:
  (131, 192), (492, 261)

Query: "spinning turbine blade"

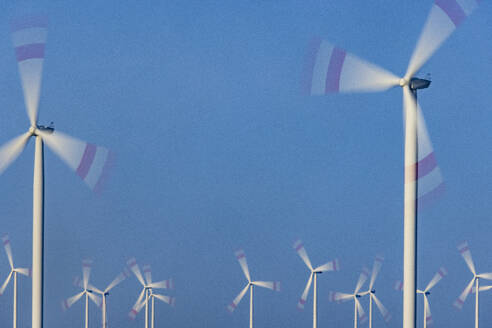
(457, 241), (476, 275)
(303, 38), (399, 94)
(148, 278), (174, 290)
(228, 284), (249, 312)
(143, 264), (152, 284)
(16, 268), (30, 276)
(61, 291), (85, 311)
(0, 272), (13, 295)
(293, 239), (313, 271)
(11, 16), (48, 125)
(355, 267), (370, 294)
(424, 295), (433, 326)
(425, 267), (447, 292)
(314, 259), (340, 273)
(476, 286), (492, 292)
(356, 298), (368, 323)
(0, 132), (31, 175)
(129, 288), (146, 319)
(154, 294), (176, 306)
(235, 249), (251, 282)
(87, 292), (102, 307)
(38, 130), (114, 193)
(454, 277), (475, 309)
(1, 234), (14, 269)
(82, 259), (92, 289)
(127, 258), (146, 286)
(297, 273), (313, 309)
(329, 291), (353, 303)
(252, 281), (281, 291)
(405, 0), (480, 79)
(478, 273), (492, 280)
(373, 294), (392, 323)
(105, 269), (130, 293)
(87, 283), (104, 294)
(369, 255), (384, 290)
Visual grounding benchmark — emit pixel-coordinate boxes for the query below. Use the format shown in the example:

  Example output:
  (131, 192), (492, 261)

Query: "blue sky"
(0, 1), (491, 327)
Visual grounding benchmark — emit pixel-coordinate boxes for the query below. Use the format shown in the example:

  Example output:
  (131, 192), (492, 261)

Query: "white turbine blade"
(16, 268), (30, 277)
(405, 0), (479, 79)
(252, 281), (281, 291)
(129, 289), (146, 320)
(303, 38), (400, 94)
(425, 267), (447, 292)
(127, 258), (146, 286)
(11, 16), (48, 125)
(314, 259), (340, 273)
(148, 278), (174, 290)
(293, 239), (313, 271)
(369, 255), (384, 290)
(38, 129), (114, 193)
(0, 132), (31, 176)
(355, 267), (370, 294)
(457, 241), (476, 275)
(0, 271), (13, 295)
(61, 291), (85, 311)
(82, 258), (92, 290)
(1, 234), (14, 269)
(143, 264), (152, 285)
(454, 277), (475, 309)
(394, 280), (403, 291)
(88, 292), (102, 307)
(234, 249), (251, 282)
(475, 285), (492, 292)
(372, 294), (392, 323)
(424, 295), (433, 326)
(329, 291), (353, 303)
(355, 298), (368, 323)
(297, 273), (313, 309)
(104, 269), (130, 293)
(153, 294), (176, 306)
(478, 273), (492, 280)
(228, 284), (249, 312)
(87, 283), (104, 295)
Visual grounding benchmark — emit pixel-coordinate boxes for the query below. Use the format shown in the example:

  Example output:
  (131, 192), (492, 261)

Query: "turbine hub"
(399, 78), (408, 87)
(29, 126), (36, 135)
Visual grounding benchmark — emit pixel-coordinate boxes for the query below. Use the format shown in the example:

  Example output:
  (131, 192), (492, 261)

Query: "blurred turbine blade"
(425, 267), (447, 292)
(61, 291), (85, 311)
(476, 285), (492, 292)
(329, 291), (353, 303)
(1, 234), (14, 269)
(356, 298), (367, 323)
(355, 267), (370, 294)
(454, 277), (475, 309)
(298, 273), (313, 309)
(127, 258), (146, 286)
(148, 278), (174, 290)
(478, 273), (492, 280)
(105, 269), (130, 293)
(88, 291), (102, 307)
(82, 258), (92, 289)
(457, 241), (476, 275)
(405, 0), (479, 79)
(153, 294), (176, 306)
(369, 255), (384, 290)
(314, 258), (340, 273)
(11, 15), (48, 125)
(0, 271), (13, 295)
(228, 284), (249, 312)
(252, 281), (281, 291)
(0, 132), (31, 175)
(16, 268), (30, 277)
(293, 239), (313, 271)
(87, 283), (104, 295)
(129, 289), (146, 320)
(424, 295), (433, 326)
(73, 276), (83, 289)
(143, 264), (152, 285)
(38, 129), (114, 193)
(373, 294), (392, 323)
(234, 249), (251, 282)
(303, 38), (399, 94)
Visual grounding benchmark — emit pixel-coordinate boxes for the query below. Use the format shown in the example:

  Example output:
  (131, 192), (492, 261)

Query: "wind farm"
(0, 1), (491, 327)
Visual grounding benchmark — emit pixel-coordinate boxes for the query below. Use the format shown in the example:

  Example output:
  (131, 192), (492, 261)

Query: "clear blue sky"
(0, 1), (491, 327)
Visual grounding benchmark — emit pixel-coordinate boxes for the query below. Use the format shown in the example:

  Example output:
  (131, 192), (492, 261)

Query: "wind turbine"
(358, 256), (391, 327)
(75, 268), (130, 328)
(127, 259), (174, 328)
(0, 16), (113, 328)
(395, 267), (447, 328)
(149, 289), (176, 328)
(329, 267), (370, 328)
(61, 259), (102, 328)
(227, 249), (280, 328)
(303, 1), (480, 327)
(0, 234), (30, 328)
(293, 239), (339, 328)
(454, 241), (492, 328)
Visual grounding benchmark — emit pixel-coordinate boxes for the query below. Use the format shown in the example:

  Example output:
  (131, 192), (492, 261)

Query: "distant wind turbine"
(0, 234), (30, 328)
(227, 249), (280, 328)
(0, 15), (113, 328)
(293, 239), (339, 328)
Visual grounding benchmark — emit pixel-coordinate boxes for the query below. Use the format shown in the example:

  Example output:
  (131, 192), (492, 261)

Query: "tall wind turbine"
(359, 256), (391, 327)
(303, 1), (479, 326)
(61, 259), (102, 328)
(227, 249), (280, 328)
(454, 241), (492, 328)
(293, 239), (339, 328)
(0, 234), (30, 328)
(0, 15), (113, 328)
(329, 267), (370, 328)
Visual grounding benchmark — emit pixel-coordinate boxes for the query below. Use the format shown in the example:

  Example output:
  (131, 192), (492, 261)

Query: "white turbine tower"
(127, 259), (174, 328)
(293, 239), (339, 328)
(454, 241), (492, 328)
(61, 259), (102, 328)
(303, 1), (480, 327)
(0, 234), (30, 328)
(227, 249), (280, 328)
(330, 267), (370, 328)
(0, 16), (113, 328)
(359, 256), (391, 327)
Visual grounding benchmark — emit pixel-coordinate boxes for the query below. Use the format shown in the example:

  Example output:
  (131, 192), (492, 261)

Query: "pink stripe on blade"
(94, 151), (115, 194)
(15, 43), (45, 62)
(11, 16), (48, 32)
(325, 47), (346, 93)
(76, 144), (97, 179)
(405, 152), (438, 182)
(418, 182), (445, 210)
(435, 0), (467, 26)
(302, 38), (323, 95)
